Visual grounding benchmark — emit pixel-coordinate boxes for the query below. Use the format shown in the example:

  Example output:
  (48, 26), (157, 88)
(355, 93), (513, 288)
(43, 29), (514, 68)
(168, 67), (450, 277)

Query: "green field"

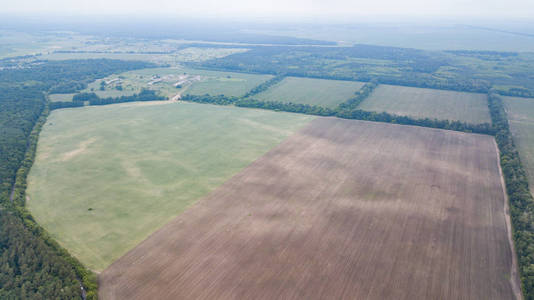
(358, 85), (491, 123)
(253, 77), (365, 108)
(81, 67), (183, 99)
(49, 93), (76, 102)
(185, 70), (273, 97)
(26, 102), (313, 271)
(504, 96), (534, 195)
(80, 67), (272, 99)
(41, 47), (248, 66)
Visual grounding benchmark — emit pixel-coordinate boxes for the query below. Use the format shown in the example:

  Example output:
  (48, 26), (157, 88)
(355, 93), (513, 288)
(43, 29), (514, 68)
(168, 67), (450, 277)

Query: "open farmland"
(42, 52), (181, 66)
(49, 93), (76, 102)
(41, 47), (248, 65)
(253, 76), (365, 108)
(358, 85), (491, 123)
(81, 67), (187, 99)
(504, 96), (534, 195)
(100, 118), (518, 300)
(81, 67), (273, 99)
(26, 102), (313, 271)
(184, 69), (273, 97)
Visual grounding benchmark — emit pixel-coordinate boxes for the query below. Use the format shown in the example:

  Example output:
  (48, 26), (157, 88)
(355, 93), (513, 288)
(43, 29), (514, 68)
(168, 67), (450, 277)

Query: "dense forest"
(488, 92), (534, 298)
(0, 209), (82, 299)
(0, 59), (154, 299)
(194, 44), (534, 97)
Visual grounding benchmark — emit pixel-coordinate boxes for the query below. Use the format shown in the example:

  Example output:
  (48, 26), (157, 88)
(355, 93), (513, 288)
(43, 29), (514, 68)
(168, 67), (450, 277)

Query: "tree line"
(488, 92), (534, 298)
(86, 89), (166, 106)
(49, 101), (84, 110)
(336, 80), (378, 111)
(181, 94), (239, 106)
(242, 75), (285, 98)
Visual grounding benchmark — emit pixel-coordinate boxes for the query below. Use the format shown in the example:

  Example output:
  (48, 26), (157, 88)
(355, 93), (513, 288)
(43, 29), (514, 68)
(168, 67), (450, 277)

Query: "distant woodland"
(194, 44), (534, 97)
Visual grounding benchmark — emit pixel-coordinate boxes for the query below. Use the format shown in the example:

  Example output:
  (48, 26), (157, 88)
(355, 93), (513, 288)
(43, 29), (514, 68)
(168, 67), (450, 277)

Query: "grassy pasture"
(174, 47), (249, 62)
(49, 93), (76, 102)
(78, 67), (187, 100)
(504, 96), (534, 195)
(41, 47), (248, 66)
(26, 102), (313, 271)
(101, 118), (518, 299)
(358, 84), (491, 123)
(184, 69), (273, 97)
(80, 67), (273, 99)
(42, 52), (177, 65)
(84, 67), (187, 98)
(253, 76), (365, 108)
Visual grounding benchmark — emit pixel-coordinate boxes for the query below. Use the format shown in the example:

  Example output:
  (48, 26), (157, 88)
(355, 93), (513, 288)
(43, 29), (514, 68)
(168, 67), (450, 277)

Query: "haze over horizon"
(2, 0), (534, 21)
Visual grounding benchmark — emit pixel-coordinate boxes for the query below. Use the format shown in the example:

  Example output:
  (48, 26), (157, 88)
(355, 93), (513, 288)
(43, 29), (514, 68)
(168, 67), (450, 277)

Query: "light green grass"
(41, 47), (247, 66)
(253, 77), (365, 108)
(173, 47), (248, 62)
(185, 70), (273, 97)
(27, 102), (313, 271)
(504, 96), (534, 196)
(49, 93), (75, 102)
(82, 67), (183, 99)
(81, 67), (273, 99)
(43, 52), (172, 62)
(358, 84), (491, 124)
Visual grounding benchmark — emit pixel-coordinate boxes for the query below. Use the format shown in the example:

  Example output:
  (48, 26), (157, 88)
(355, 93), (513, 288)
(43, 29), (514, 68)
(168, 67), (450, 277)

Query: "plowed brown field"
(100, 118), (519, 300)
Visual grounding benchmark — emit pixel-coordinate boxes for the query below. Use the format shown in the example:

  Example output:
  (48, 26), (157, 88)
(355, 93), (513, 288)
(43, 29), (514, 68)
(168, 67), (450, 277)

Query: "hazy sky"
(2, 0), (534, 20)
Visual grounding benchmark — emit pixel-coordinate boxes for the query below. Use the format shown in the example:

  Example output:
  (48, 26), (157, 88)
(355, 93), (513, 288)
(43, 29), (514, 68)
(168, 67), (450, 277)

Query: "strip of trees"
(488, 92), (534, 298)
(336, 80), (378, 111)
(242, 75), (285, 98)
(335, 109), (494, 134)
(86, 90), (166, 106)
(181, 94), (239, 106)
(49, 101), (84, 110)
